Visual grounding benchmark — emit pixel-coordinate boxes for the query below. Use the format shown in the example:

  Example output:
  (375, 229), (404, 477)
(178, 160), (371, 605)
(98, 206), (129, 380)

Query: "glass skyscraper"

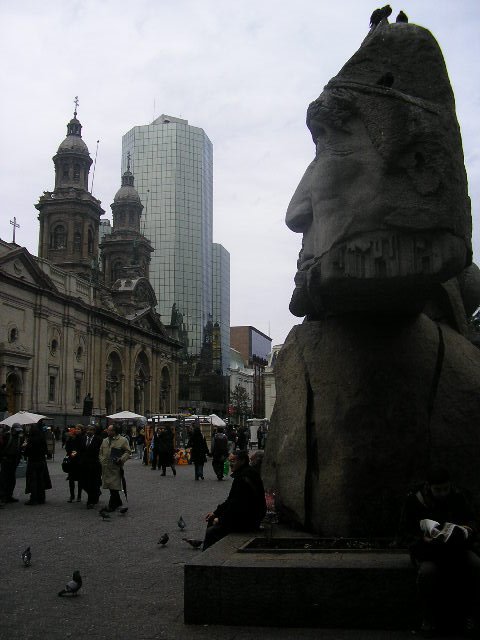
(212, 242), (230, 375)
(122, 115), (229, 376)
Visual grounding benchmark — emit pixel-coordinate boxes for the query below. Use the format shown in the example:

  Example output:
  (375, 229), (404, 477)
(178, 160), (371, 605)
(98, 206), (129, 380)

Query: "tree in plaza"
(230, 384), (252, 419)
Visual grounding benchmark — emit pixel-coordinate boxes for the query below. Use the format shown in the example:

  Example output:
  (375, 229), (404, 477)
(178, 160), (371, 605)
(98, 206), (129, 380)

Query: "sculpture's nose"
(285, 160), (315, 233)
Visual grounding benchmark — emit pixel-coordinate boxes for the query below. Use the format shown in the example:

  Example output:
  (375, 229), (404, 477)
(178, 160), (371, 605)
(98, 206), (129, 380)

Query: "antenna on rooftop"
(90, 139), (100, 194)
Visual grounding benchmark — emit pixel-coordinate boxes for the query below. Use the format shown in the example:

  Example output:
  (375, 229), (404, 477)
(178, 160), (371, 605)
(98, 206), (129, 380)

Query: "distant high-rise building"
(122, 115), (230, 410)
(122, 115), (213, 357)
(212, 243), (230, 375)
(230, 326), (272, 418)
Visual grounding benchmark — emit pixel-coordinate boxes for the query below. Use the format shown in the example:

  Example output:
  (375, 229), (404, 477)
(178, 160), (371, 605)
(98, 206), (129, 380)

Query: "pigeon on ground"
(183, 538), (203, 549)
(58, 570), (82, 597)
(119, 507), (128, 514)
(177, 516), (186, 531)
(22, 547), (31, 567)
(100, 511), (111, 521)
(396, 10), (408, 23)
(158, 533), (169, 546)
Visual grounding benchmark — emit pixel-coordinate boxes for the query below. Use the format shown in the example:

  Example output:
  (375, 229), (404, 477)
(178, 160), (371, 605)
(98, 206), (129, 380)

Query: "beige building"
(263, 344), (282, 420)
(0, 109), (181, 422)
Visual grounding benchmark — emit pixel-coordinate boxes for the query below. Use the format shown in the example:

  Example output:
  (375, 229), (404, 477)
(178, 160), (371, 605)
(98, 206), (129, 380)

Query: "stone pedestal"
(184, 530), (417, 629)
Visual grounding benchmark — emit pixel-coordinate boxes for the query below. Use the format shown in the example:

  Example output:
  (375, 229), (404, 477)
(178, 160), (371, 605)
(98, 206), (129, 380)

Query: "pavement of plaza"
(0, 453), (464, 640)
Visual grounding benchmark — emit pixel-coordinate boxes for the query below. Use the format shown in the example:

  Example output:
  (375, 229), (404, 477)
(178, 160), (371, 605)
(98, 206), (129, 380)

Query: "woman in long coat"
(157, 426), (176, 476)
(187, 426), (209, 480)
(24, 423), (52, 505)
(99, 424), (131, 511)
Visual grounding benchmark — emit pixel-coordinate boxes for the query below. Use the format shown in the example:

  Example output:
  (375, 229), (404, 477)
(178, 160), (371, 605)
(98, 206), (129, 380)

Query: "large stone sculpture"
(263, 18), (480, 537)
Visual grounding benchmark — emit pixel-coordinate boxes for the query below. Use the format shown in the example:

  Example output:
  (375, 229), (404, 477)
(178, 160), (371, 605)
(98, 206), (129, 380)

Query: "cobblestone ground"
(0, 454), (461, 640)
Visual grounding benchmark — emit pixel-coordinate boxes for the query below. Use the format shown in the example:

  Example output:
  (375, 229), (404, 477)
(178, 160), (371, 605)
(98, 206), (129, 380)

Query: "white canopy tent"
(209, 414), (226, 427)
(107, 411), (145, 420)
(0, 411), (47, 426)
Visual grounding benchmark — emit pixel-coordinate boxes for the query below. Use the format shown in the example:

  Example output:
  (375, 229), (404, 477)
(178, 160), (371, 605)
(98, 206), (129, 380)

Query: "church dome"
(56, 115), (90, 156)
(113, 169), (141, 203)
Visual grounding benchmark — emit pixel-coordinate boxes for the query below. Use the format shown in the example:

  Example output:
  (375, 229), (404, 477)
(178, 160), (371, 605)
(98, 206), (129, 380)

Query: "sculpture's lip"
(296, 229), (468, 279)
(289, 228), (469, 317)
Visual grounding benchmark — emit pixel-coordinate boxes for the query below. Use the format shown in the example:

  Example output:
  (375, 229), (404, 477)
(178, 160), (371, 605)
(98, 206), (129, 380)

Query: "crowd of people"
(0, 420), (263, 511)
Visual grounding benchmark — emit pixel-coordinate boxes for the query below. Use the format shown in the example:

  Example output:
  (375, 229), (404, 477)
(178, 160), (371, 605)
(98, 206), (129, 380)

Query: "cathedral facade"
(0, 109), (181, 422)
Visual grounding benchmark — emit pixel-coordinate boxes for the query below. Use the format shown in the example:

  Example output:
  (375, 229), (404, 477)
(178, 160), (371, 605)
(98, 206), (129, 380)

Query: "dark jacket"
(214, 464), (267, 531)
(187, 429), (209, 464)
(24, 429), (48, 462)
(0, 431), (21, 464)
(403, 485), (476, 562)
(211, 432), (228, 461)
(24, 428), (52, 494)
(79, 434), (102, 492)
(64, 433), (85, 480)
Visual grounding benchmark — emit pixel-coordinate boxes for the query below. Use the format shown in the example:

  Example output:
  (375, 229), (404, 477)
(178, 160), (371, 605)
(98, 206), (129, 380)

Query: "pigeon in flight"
(183, 538), (203, 549)
(177, 516), (186, 531)
(58, 570), (82, 597)
(396, 10), (408, 23)
(22, 547), (31, 567)
(158, 533), (169, 546)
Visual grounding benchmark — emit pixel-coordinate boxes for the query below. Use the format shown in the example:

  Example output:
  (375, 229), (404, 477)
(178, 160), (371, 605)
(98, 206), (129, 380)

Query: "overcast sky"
(1, 0), (479, 346)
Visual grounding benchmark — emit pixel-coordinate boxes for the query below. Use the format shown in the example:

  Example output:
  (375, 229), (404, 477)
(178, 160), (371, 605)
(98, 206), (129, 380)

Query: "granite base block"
(184, 532), (417, 629)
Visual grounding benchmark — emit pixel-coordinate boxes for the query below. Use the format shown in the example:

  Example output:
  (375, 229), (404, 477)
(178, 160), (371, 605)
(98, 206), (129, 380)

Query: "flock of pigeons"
(157, 515), (204, 549)
(20, 513), (203, 598)
(370, 5), (408, 27)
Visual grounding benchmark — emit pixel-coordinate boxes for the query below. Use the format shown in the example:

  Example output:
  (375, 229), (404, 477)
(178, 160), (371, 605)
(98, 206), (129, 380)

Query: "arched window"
(87, 229), (94, 255)
(74, 232), (82, 252)
(62, 164), (69, 179)
(73, 164), (80, 182)
(53, 225), (66, 249)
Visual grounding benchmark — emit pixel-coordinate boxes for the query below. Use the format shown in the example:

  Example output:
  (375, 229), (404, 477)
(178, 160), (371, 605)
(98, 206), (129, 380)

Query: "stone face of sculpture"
(263, 20), (480, 538)
(287, 21), (471, 317)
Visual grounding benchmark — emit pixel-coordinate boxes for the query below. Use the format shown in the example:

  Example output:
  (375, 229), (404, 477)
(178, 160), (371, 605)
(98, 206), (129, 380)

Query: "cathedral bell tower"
(36, 98), (104, 278)
(100, 154), (153, 286)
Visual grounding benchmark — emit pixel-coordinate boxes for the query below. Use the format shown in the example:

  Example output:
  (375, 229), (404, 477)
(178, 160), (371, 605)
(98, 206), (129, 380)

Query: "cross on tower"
(10, 217), (20, 243)
(74, 95), (79, 117)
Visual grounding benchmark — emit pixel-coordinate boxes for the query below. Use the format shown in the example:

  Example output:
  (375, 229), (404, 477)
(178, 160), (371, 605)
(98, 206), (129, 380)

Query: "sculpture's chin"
(291, 230), (469, 316)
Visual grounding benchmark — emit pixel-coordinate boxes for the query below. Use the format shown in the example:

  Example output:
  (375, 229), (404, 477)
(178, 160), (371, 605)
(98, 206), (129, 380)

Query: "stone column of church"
(61, 317), (75, 417)
(86, 324), (102, 415)
(38, 217), (46, 259)
(96, 333), (106, 415)
(152, 351), (160, 414)
(67, 218), (75, 262)
(82, 218), (90, 258)
(143, 348), (157, 414)
(33, 308), (49, 411)
(125, 339), (135, 411)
